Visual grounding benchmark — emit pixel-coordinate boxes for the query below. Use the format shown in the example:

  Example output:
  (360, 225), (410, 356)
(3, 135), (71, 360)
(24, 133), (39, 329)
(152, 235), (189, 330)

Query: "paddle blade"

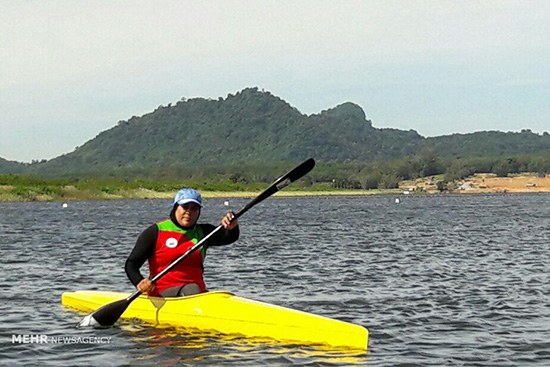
(281, 158), (316, 186)
(237, 158), (316, 217)
(77, 298), (131, 328)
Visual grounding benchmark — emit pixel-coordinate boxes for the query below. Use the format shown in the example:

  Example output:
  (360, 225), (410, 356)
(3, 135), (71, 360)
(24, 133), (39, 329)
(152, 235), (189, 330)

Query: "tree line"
(331, 151), (550, 190)
(2, 152), (549, 200)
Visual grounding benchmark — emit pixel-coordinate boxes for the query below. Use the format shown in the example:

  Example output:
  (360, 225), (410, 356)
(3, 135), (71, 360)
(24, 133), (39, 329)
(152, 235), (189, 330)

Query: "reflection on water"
(1, 194), (550, 366)
(120, 322), (369, 365)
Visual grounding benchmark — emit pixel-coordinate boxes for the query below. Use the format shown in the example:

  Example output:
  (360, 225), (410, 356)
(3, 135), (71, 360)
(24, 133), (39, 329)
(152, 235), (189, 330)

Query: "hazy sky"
(1, 1), (549, 162)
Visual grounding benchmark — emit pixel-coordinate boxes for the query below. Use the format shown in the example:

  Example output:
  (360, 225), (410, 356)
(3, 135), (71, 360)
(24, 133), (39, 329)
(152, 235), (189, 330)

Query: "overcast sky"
(1, 1), (549, 162)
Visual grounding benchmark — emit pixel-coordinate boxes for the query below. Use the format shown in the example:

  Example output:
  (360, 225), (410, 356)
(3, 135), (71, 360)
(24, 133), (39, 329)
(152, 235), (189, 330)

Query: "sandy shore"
(452, 173), (550, 194)
(400, 173), (550, 194)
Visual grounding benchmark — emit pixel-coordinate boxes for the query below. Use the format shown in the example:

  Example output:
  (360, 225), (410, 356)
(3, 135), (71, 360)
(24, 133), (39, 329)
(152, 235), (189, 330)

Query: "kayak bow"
(62, 290), (368, 350)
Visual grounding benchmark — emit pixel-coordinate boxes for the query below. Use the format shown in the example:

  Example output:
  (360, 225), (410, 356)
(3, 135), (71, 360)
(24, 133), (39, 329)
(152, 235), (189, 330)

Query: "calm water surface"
(1, 194), (549, 366)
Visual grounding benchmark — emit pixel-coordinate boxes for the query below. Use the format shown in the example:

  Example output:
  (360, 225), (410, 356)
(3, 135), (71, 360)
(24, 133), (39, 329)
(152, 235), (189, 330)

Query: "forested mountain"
(1, 87), (549, 177)
(0, 158), (25, 174)
(425, 130), (550, 157)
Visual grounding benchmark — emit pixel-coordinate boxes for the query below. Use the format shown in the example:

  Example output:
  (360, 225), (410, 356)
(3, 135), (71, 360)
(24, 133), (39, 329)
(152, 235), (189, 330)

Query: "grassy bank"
(0, 185), (401, 202)
(0, 175), (401, 202)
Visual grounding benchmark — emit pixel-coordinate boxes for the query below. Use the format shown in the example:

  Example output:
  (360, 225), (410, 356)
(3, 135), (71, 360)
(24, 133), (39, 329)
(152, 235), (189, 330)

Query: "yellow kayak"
(62, 290), (368, 350)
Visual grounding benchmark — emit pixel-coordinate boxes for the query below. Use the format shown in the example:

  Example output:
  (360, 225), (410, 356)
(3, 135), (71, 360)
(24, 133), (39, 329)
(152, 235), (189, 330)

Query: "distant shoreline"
(0, 187), (403, 202)
(2, 173), (550, 202)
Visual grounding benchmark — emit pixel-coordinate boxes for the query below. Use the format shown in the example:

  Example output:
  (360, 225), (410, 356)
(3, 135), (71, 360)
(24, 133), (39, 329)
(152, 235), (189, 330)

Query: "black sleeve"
(125, 224), (157, 286)
(200, 223), (240, 248)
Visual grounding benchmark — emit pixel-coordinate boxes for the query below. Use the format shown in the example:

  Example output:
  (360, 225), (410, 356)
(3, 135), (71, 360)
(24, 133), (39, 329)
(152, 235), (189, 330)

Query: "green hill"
(1, 87), (550, 178)
(0, 158), (26, 174)
(17, 87), (423, 176)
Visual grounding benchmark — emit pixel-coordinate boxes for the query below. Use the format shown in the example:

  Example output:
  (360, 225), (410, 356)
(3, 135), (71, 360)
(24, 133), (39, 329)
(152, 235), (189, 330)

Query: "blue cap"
(173, 188), (203, 207)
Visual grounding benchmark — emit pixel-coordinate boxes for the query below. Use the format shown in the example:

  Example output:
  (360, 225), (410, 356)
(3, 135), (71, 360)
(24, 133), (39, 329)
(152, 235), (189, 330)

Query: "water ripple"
(1, 194), (550, 366)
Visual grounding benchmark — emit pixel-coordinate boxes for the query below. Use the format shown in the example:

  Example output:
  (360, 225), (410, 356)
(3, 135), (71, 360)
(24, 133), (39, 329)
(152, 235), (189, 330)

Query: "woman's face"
(175, 203), (200, 227)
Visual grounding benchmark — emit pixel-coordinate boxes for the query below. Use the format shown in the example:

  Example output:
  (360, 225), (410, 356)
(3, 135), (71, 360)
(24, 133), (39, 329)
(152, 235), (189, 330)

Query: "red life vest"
(148, 219), (207, 296)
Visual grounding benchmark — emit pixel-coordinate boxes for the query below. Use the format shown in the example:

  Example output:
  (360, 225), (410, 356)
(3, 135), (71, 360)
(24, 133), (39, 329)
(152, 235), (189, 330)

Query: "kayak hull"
(62, 290), (368, 350)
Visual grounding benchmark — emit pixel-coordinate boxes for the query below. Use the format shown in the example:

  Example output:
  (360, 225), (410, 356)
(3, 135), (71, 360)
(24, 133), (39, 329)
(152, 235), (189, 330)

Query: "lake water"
(1, 194), (549, 366)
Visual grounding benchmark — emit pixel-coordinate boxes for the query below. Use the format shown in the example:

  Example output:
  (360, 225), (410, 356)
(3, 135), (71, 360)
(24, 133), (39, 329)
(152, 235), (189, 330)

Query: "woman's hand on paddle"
(137, 278), (155, 294)
(221, 211), (237, 230)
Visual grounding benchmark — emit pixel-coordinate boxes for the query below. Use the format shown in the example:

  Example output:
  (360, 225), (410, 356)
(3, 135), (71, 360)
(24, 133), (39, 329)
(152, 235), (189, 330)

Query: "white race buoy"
(224, 201), (230, 206)
(62, 202), (68, 208)
(395, 198), (400, 204)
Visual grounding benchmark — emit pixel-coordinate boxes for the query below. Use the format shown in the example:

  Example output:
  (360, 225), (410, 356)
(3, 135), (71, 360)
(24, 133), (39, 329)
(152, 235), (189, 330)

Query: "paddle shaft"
(78, 159), (315, 327)
(125, 158), (315, 304)
(78, 159), (315, 326)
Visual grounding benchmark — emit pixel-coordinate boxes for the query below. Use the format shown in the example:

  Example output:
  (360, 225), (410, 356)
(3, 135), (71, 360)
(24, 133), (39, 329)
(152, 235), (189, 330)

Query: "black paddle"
(77, 158), (315, 328)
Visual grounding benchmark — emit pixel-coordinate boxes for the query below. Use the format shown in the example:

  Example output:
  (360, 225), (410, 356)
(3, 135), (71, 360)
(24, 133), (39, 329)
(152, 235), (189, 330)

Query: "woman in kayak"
(125, 188), (239, 297)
